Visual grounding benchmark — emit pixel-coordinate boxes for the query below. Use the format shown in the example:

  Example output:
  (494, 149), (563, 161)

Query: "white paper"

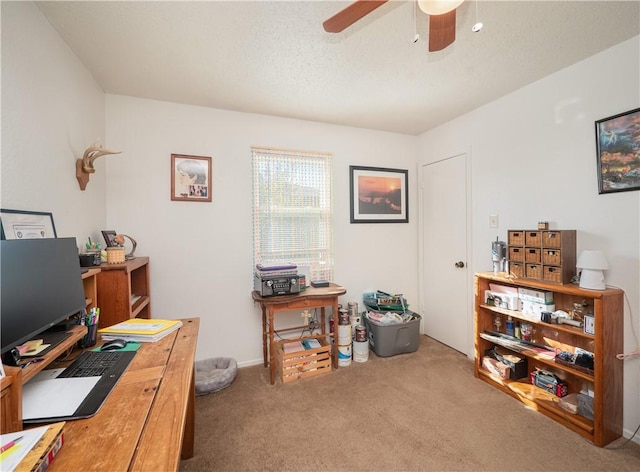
(0, 425), (48, 472)
(29, 368), (65, 381)
(22, 377), (100, 420)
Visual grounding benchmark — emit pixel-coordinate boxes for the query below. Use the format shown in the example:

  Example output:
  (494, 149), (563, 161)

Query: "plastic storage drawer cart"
(364, 311), (421, 357)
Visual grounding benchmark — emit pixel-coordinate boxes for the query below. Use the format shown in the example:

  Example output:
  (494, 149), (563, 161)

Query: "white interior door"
(419, 153), (470, 354)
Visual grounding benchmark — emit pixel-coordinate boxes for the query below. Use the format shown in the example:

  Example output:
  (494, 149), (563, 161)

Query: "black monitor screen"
(1, 237), (86, 354)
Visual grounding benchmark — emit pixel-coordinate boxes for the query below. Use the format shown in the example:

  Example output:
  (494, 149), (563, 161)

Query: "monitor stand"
(31, 330), (73, 356)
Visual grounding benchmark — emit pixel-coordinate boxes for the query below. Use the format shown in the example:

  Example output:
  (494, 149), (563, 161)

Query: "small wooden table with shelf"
(252, 284), (346, 384)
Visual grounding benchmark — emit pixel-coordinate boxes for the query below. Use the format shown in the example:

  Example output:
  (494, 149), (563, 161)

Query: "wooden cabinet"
(508, 230), (576, 283)
(474, 272), (623, 446)
(96, 257), (150, 329)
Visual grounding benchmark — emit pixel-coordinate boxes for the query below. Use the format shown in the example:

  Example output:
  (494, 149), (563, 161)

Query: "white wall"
(1, 2), (106, 242)
(105, 96), (419, 366)
(417, 36), (640, 441)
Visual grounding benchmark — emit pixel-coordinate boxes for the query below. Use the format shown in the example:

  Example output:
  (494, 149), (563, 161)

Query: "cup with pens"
(79, 237), (102, 267)
(78, 307), (100, 348)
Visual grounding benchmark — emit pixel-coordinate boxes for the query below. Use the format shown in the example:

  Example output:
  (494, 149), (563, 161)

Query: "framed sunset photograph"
(349, 166), (408, 223)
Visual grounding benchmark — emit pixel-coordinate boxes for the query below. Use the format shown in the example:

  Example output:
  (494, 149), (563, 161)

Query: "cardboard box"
(484, 290), (520, 311)
(518, 287), (554, 304)
(521, 300), (555, 318)
(486, 346), (528, 380)
(482, 356), (510, 379)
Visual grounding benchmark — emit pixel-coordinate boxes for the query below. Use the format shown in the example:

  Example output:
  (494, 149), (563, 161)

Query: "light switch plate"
(584, 314), (595, 335)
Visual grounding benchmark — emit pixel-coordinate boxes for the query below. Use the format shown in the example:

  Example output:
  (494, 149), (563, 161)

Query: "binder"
(12, 422), (64, 472)
(99, 319), (183, 342)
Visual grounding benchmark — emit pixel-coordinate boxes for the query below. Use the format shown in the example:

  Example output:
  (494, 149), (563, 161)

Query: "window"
(252, 147), (334, 282)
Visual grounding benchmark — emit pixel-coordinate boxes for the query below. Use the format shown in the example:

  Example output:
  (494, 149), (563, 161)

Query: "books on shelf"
(282, 338), (323, 354)
(1, 421), (64, 472)
(255, 263), (298, 277)
(98, 318), (183, 342)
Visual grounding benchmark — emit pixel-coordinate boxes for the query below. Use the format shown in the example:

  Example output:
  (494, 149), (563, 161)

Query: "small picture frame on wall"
(0, 209), (57, 240)
(349, 166), (408, 223)
(595, 107), (640, 194)
(171, 154), (212, 202)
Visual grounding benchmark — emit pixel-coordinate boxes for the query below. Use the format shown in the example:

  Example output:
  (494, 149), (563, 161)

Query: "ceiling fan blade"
(428, 9), (456, 52)
(323, 0), (388, 33)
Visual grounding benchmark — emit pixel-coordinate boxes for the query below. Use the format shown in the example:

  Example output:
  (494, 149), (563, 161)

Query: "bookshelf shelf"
(96, 257), (151, 328)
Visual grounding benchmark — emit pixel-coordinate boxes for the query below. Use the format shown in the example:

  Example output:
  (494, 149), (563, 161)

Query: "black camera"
(1, 347), (21, 366)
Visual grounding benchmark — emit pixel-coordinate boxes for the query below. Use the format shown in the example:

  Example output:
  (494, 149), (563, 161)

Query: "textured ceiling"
(36, 1), (640, 135)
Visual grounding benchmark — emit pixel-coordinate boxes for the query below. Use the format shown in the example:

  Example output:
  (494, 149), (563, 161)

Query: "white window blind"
(252, 147), (334, 282)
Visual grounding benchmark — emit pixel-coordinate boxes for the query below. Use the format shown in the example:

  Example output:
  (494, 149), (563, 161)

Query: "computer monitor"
(1, 237), (86, 355)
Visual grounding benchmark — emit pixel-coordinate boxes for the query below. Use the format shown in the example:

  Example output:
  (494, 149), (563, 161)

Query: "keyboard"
(60, 350), (128, 378)
(23, 350), (136, 423)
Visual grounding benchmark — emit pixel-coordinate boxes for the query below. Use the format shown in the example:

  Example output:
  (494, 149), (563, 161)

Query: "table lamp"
(576, 250), (609, 290)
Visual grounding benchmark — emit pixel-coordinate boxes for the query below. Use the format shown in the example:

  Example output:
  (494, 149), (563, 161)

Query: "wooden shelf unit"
(81, 267), (100, 312)
(474, 272), (623, 446)
(96, 257), (150, 328)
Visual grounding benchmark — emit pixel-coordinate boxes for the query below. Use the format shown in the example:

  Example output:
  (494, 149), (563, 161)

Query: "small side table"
(252, 284), (347, 384)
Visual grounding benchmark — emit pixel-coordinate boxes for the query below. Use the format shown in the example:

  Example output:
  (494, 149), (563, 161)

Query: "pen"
(20, 358), (45, 369)
(0, 436), (23, 453)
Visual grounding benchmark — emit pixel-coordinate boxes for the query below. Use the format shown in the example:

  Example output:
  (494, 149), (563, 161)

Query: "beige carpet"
(180, 336), (640, 471)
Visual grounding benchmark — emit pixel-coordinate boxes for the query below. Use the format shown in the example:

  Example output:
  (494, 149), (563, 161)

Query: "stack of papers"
(3, 422), (65, 472)
(99, 318), (183, 342)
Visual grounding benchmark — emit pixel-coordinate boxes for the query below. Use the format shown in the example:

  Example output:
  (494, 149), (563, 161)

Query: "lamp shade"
(417, 0), (464, 16)
(577, 250), (608, 290)
(576, 250), (609, 270)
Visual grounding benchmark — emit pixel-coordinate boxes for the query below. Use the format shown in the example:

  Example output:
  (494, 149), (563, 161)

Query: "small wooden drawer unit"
(509, 247), (524, 262)
(525, 263), (541, 279)
(508, 229), (576, 284)
(508, 231), (524, 246)
(543, 265), (563, 283)
(542, 248), (561, 266)
(525, 247), (541, 263)
(525, 231), (542, 246)
(509, 261), (525, 278)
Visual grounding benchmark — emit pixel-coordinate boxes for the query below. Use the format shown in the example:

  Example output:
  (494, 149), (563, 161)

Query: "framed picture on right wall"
(595, 107), (640, 194)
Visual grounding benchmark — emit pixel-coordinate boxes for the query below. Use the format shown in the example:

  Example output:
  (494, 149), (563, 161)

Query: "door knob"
(455, 261), (465, 268)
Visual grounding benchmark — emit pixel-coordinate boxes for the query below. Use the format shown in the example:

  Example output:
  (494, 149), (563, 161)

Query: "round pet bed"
(195, 357), (238, 395)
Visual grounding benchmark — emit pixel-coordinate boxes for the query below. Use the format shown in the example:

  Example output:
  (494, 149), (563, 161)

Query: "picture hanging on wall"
(595, 107), (640, 194)
(171, 154), (212, 202)
(0, 209), (57, 240)
(349, 166), (408, 223)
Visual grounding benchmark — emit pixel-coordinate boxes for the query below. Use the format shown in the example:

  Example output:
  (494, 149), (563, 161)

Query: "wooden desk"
(47, 317), (199, 472)
(252, 284), (346, 384)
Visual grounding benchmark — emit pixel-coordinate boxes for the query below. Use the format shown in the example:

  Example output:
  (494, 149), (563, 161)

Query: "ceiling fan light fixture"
(417, 0), (464, 16)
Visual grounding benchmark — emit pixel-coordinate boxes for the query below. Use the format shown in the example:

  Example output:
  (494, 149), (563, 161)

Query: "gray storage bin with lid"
(364, 311), (421, 357)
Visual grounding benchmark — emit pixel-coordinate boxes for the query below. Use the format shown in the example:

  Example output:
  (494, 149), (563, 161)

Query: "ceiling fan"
(323, 0), (464, 52)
